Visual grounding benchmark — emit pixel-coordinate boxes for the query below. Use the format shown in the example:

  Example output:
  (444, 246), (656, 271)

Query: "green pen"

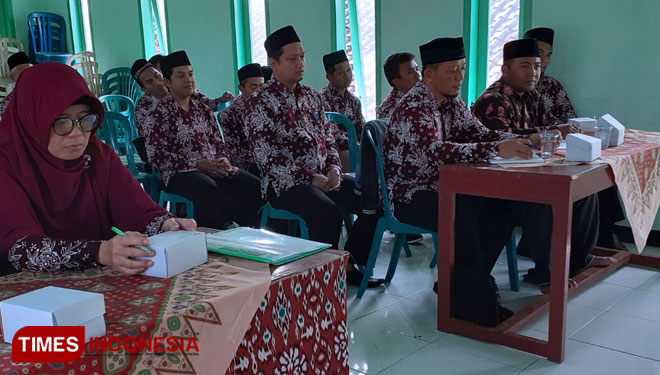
(110, 227), (152, 255)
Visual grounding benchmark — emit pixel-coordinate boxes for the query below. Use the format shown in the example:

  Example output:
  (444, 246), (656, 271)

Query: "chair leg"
(506, 233), (520, 291)
(386, 234), (406, 282)
(429, 233), (438, 268)
(403, 241), (413, 257)
(357, 220), (386, 298)
(298, 220), (309, 240)
(259, 206), (269, 229)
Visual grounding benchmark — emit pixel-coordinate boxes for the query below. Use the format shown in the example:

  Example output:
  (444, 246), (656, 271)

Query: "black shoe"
(406, 233), (424, 245)
(347, 269), (385, 288)
(597, 227), (628, 250)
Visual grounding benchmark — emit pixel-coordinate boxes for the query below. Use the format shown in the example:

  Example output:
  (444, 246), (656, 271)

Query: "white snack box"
(568, 117), (598, 133)
(136, 230), (207, 278)
(597, 113), (625, 146)
(0, 286), (105, 344)
(565, 134), (601, 162)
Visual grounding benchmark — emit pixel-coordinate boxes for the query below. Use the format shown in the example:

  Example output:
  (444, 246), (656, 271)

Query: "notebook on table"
(206, 227), (331, 265)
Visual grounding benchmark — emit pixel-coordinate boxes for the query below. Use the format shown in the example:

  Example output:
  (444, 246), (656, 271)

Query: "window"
(140, 0), (167, 58)
(248, 0), (267, 66)
(486, 0), (519, 86)
(343, 0), (375, 119)
(68, 0), (93, 52)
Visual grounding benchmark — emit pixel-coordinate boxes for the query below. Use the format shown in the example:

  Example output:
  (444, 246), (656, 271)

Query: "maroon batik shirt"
(471, 78), (561, 134)
(134, 93), (160, 137)
(384, 82), (516, 204)
(217, 94), (254, 167)
(245, 78), (342, 197)
(537, 74), (577, 123)
(144, 94), (230, 186)
(319, 83), (365, 149)
(377, 88), (405, 119)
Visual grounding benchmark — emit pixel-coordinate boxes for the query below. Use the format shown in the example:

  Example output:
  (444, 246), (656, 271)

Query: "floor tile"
(376, 340), (522, 375)
(639, 273), (660, 293)
(527, 338), (660, 375)
(436, 334), (539, 369)
(568, 282), (634, 310)
(609, 289), (660, 322)
(347, 286), (405, 322)
(600, 265), (657, 288)
(347, 319), (429, 374)
(571, 311), (660, 361)
(526, 303), (603, 337)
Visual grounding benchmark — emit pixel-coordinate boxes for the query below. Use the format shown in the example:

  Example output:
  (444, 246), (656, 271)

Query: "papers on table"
(489, 153), (545, 164)
(206, 227), (331, 265)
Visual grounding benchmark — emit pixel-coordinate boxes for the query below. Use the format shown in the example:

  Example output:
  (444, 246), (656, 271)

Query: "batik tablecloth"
(599, 129), (660, 252)
(0, 250), (349, 375)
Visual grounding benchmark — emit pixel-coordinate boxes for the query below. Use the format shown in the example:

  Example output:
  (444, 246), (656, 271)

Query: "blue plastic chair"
(99, 112), (159, 200)
(159, 192), (194, 219)
(259, 202), (309, 239)
(27, 12), (71, 63)
(102, 67), (143, 106)
(357, 128), (439, 298)
(217, 100), (233, 112)
(325, 112), (359, 172)
(99, 95), (137, 151)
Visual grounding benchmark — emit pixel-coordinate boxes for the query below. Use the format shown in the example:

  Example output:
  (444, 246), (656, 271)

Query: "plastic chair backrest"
(101, 67), (143, 105)
(325, 111), (358, 171)
(217, 100), (233, 112)
(365, 128), (392, 217)
(27, 12), (68, 59)
(99, 112), (141, 174)
(99, 94), (137, 140)
(0, 38), (24, 78)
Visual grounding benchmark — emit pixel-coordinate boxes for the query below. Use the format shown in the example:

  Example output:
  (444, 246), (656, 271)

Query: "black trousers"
(167, 170), (264, 229)
(269, 175), (377, 266)
(394, 191), (599, 280)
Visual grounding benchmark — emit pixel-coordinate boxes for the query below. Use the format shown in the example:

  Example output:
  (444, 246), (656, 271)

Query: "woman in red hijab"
(0, 63), (196, 276)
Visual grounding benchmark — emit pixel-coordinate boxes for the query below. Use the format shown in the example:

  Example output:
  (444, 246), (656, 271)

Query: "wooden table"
(436, 163), (660, 363)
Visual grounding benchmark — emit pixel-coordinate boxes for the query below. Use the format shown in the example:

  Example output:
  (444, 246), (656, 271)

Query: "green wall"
(88, 0), (143, 73)
(267, 0), (335, 90)
(165, 0), (237, 96)
(531, 0), (660, 230)
(377, 0), (464, 103)
(531, 0), (660, 132)
(11, 0), (71, 53)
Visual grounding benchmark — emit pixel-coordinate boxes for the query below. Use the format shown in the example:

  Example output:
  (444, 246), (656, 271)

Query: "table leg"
(547, 194), (573, 363)
(437, 190), (456, 331)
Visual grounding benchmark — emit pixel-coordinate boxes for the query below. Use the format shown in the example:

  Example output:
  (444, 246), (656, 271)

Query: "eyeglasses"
(51, 113), (99, 136)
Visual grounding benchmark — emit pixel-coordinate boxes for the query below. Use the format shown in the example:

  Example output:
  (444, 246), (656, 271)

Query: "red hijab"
(0, 63), (167, 262)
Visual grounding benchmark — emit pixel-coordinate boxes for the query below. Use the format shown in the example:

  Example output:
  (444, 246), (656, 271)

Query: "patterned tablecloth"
(0, 250), (349, 375)
(599, 130), (660, 252)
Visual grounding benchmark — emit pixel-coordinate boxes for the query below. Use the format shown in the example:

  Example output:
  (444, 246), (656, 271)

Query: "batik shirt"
(134, 93), (160, 137)
(7, 214), (170, 274)
(0, 91), (13, 118)
(217, 94), (254, 167)
(245, 78), (342, 197)
(144, 94), (229, 186)
(377, 88), (405, 119)
(471, 78), (561, 134)
(537, 74), (577, 123)
(384, 82), (516, 204)
(319, 83), (365, 149)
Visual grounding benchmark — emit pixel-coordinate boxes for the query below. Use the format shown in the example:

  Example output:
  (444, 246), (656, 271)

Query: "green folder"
(206, 227), (331, 265)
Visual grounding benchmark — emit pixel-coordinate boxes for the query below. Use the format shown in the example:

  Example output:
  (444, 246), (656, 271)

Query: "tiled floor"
(346, 234), (660, 374)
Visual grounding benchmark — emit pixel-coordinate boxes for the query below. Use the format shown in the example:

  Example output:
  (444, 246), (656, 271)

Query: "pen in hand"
(110, 226), (152, 255)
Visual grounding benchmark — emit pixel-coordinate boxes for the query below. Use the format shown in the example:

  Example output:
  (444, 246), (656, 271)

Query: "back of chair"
(99, 94), (137, 140)
(325, 111), (359, 171)
(217, 100), (233, 112)
(101, 67), (142, 105)
(97, 111), (122, 154)
(365, 128), (393, 217)
(0, 38), (24, 78)
(27, 12), (68, 60)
